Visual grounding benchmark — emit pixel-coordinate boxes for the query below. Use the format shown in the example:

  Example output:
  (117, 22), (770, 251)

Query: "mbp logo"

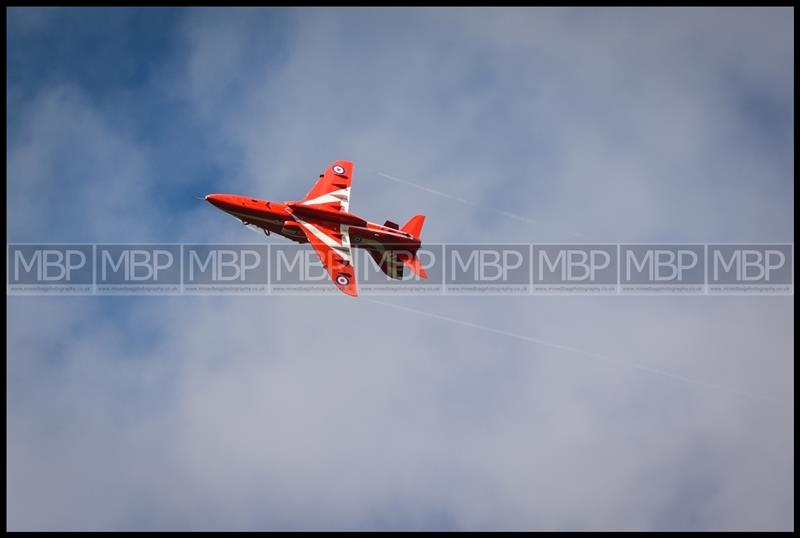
(272, 246), (329, 282)
(620, 245), (704, 293)
(183, 245), (268, 293)
(359, 244), (443, 295)
(708, 245), (792, 293)
(8, 245), (92, 293)
(447, 245), (528, 294)
(269, 244), (332, 294)
(100, 249), (174, 281)
(97, 245), (180, 292)
(533, 245), (616, 293)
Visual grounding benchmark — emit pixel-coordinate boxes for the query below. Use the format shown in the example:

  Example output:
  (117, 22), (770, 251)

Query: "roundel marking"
(336, 274), (350, 286)
(332, 165), (345, 175)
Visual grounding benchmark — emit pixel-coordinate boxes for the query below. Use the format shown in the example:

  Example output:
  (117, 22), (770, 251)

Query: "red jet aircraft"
(204, 160), (427, 296)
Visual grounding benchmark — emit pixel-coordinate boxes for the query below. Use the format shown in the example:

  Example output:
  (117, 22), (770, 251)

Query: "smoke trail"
(366, 298), (782, 406)
(371, 170), (587, 239)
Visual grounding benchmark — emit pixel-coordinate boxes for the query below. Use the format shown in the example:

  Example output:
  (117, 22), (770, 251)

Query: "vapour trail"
(371, 170), (587, 239)
(366, 298), (783, 406)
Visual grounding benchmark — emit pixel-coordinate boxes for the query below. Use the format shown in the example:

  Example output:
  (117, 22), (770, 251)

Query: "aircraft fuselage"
(205, 193), (421, 251)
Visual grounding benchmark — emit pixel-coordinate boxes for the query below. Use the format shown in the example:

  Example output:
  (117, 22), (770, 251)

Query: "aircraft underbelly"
(347, 226), (418, 250)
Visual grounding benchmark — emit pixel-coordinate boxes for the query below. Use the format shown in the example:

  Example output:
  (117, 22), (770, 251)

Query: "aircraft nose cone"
(205, 194), (225, 208)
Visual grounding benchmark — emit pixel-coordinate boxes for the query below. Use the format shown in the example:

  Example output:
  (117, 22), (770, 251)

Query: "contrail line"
(366, 298), (782, 406)
(371, 170), (587, 239)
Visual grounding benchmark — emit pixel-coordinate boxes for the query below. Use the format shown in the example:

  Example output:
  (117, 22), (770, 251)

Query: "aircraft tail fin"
(401, 254), (428, 279)
(401, 214), (425, 239)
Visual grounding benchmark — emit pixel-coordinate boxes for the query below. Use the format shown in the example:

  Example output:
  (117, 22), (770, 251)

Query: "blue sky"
(6, 7), (794, 531)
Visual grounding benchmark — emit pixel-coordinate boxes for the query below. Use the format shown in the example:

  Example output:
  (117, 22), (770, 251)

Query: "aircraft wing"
(293, 217), (358, 297)
(301, 160), (353, 212)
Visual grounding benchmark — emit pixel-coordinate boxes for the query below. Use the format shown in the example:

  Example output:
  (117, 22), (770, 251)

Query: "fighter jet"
(204, 160), (427, 296)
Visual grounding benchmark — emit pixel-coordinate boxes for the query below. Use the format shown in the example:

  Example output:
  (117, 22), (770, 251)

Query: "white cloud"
(6, 7), (793, 531)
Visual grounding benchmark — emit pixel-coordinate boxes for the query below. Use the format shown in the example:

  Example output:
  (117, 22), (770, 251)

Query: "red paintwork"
(287, 203), (368, 227)
(204, 195), (420, 250)
(204, 160), (426, 296)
